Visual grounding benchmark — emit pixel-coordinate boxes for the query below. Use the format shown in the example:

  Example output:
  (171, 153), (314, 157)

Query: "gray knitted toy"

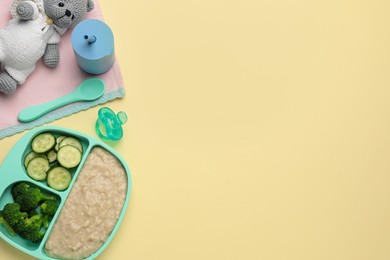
(0, 0), (94, 94)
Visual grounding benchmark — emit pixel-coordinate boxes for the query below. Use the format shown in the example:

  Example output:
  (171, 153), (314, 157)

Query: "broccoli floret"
(40, 200), (59, 228)
(11, 182), (30, 200)
(0, 210), (16, 236)
(24, 230), (45, 244)
(40, 200), (58, 217)
(14, 187), (55, 212)
(3, 184), (56, 243)
(2, 203), (28, 226)
(15, 214), (45, 243)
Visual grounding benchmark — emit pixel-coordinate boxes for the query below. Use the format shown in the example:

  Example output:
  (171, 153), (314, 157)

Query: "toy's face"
(44, 0), (93, 28)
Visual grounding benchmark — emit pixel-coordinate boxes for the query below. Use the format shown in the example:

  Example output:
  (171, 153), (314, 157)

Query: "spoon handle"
(18, 93), (79, 123)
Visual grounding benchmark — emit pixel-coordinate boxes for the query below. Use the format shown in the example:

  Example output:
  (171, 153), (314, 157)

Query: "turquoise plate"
(0, 126), (132, 260)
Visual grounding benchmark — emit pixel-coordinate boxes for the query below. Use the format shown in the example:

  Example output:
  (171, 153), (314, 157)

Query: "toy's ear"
(87, 0), (94, 12)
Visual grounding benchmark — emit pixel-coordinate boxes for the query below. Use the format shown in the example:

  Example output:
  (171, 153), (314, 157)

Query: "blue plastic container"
(71, 19), (115, 75)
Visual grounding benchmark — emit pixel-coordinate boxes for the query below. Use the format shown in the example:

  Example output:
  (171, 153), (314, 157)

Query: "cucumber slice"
(47, 167), (72, 191)
(57, 145), (82, 168)
(55, 136), (67, 151)
(46, 150), (57, 163)
(24, 151), (46, 168)
(59, 137), (83, 153)
(26, 157), (50, 181)
(32, 133), (55, 153)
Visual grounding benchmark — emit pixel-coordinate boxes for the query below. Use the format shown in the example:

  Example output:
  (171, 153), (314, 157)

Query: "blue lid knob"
(84, 34), (97, 44)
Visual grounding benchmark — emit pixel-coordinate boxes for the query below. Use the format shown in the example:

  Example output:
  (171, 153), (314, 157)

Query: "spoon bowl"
(76, 78), (106, 101)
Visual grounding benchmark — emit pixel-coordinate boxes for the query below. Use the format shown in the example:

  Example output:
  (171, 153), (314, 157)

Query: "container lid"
(71, 19), (114, 60)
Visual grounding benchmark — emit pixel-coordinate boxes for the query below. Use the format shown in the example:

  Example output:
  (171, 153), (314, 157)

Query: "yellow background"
(2, 0), (390, 259)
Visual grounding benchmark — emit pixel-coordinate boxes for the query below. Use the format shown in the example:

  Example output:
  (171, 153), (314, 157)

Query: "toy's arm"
(43, 44), (59, 68)
(13, 0), (39, 20)
(43, 29), (66, 68)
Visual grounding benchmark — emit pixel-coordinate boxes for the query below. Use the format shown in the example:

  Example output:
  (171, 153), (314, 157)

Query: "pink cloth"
(0, 0), (124, 139)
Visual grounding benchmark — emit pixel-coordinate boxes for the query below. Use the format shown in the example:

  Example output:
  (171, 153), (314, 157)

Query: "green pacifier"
(95, 107), (127, 141)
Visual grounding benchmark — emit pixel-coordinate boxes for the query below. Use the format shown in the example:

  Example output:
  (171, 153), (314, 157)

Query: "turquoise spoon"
(18, 78), (106, 123)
